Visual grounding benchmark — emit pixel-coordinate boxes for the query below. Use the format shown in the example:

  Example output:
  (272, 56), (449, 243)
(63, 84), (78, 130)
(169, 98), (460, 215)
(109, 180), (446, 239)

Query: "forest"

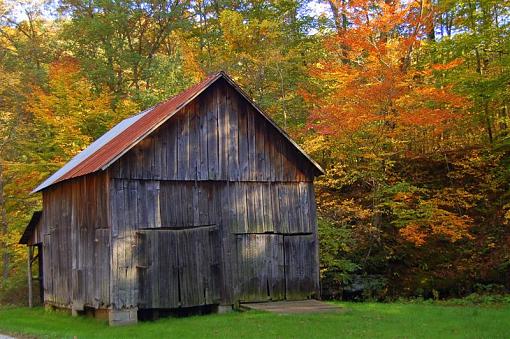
(0, 0), (509, 304)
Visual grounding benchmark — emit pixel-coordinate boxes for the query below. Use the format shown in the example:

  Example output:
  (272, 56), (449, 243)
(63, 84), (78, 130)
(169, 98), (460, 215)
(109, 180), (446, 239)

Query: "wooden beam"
(27, 246), (33, 308)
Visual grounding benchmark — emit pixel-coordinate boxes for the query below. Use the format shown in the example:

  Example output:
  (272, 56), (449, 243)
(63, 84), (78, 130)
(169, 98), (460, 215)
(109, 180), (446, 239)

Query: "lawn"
(0, 302), (508, 338)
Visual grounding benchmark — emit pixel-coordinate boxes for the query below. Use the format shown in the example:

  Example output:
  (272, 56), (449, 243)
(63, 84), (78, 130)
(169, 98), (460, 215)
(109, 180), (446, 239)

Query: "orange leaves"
(431, 58), (465, 71)
(429, 209), (473, 242)
(399, 208), (473, 246)
(395, 196), (474, 247)
(400, 208), (473, 247)
(305, 1), (469, 139)
(399, 223), (428, 246)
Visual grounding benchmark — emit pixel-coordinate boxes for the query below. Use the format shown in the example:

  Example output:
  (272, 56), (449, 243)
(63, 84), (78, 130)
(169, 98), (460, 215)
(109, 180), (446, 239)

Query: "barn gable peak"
(33, 71), (324, 193)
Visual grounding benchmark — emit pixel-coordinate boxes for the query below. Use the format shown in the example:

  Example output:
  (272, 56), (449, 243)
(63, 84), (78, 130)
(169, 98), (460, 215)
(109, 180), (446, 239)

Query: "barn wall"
(41, 172), (110, 309)
(109, 79), (317, 182)
(110, 179), (315, 233)
(108, 179), (319, 308)
(108, 79), (320, 310)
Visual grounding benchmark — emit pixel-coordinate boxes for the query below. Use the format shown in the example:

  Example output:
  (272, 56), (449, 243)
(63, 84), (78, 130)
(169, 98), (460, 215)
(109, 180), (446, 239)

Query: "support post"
(217, 305), (233, 314)
(27, 246), (33, 308)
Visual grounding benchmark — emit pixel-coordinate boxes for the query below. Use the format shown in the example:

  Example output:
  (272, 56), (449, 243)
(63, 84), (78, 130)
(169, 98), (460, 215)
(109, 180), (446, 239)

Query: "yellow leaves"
(301, 134), (328, 155)
(435, 188), (482, 210)
(428, 208), (473, 242)
(219, 10), (280, 53)
(29, 57), (116, 160)
(398, 201), (473, 247)
(502, 203), (510, 225)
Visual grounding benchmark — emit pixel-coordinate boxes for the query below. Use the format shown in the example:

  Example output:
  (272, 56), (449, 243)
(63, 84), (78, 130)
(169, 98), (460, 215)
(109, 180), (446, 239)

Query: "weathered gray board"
(235, 234), (285, 302)
(110, 179), (315, 233)
(284, 234), (319, 300)
(37, 77), (320, 315)
(41, 173), (110, 309)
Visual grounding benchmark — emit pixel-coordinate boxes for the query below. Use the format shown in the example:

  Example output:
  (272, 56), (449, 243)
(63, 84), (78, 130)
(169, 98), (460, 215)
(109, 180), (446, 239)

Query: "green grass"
(0, 302), (509, 338)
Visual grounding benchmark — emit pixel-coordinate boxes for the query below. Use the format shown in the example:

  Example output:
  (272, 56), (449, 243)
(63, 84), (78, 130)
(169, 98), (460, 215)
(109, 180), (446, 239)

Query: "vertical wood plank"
(227, 86), (240, 180)
(207, 87), (219, 180)
(217, 84), (227, 180)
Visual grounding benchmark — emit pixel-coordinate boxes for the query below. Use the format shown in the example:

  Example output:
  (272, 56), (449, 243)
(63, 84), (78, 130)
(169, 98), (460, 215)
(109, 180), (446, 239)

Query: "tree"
(308, 0), (467, 139)
(0, 0), (56, 286)
(29, 57), (120, 163)
(60, 0), (196, 100)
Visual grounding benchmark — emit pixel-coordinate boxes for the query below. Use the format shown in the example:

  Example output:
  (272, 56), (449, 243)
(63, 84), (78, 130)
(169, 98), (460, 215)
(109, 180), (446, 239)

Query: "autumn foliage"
(308, 0), (467, 136)
(1, 0), (510, 302)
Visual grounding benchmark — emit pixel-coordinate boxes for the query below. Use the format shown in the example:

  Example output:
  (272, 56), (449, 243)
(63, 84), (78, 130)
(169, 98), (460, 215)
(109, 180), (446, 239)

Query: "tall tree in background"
(60, 0), (200, 103)
(436, 0), (510, 145)
(29, 57), (118, 162)
(212, 4), (316, 128)
(0, 0), (56, 285)
(302, 0), (504, 298)
(309, 0), (466, 139)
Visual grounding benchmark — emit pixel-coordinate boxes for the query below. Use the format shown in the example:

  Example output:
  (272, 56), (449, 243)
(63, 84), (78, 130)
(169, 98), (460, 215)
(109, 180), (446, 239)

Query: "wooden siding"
(40, 173), (110, 309)
(137, 227), (221, 309)
(38, 78), (320, 314)
(110, 80), (316, 182)
(110, 179), (315, 234)
(235, 234), (319, 302)
(107, 79), (320, 309)
(109, 178), (318, 308)
(283, 234), (320, 300)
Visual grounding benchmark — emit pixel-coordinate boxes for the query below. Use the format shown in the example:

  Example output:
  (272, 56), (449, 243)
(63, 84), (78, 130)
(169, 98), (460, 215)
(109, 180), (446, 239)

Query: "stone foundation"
(108, 308), (138, 326)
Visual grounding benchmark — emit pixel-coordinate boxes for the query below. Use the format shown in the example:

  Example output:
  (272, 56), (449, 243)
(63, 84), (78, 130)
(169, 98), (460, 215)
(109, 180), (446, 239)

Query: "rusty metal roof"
(33, 71), (323, 193)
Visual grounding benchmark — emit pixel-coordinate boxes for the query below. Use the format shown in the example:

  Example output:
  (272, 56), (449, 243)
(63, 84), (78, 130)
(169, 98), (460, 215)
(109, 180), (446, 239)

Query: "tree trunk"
(424, 0), (436, 41)
(0, 161), (9, 284)
(327, 0), (343, 33)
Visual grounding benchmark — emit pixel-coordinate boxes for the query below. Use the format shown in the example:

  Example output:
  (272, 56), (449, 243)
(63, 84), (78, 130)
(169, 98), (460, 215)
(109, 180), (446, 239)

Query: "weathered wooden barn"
(20, 71), (324, 325)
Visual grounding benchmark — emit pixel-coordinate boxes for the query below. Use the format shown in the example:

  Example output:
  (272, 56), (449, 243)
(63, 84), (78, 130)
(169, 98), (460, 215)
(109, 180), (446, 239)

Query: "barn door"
(236, 234), (318, 302)
(137, 226), (221, 309)
(283, 234), (318, 300)
(177, 227), (221, 307)
(235, 234), (285, 302)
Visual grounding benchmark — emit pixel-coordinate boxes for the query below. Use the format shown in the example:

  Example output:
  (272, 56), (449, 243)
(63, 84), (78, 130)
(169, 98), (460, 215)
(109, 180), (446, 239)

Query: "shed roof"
(19, 211), (42, 245)
(33, 71), (324, 193)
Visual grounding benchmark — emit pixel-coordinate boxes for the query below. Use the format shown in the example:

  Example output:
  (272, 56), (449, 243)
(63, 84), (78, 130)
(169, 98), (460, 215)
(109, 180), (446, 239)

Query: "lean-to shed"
(20, 71), (324, 325)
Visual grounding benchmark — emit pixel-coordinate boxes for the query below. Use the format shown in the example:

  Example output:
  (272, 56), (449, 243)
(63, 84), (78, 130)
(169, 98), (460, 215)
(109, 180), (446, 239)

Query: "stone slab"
(109, 308), (138, 326)
(240, 300), (343, 314)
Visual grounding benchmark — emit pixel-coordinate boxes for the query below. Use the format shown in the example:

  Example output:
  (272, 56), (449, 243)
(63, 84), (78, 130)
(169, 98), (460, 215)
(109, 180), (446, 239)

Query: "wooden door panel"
(283, 234), (318, 300)
(235, 234), (285, 302)
(178, 227), (221, 307)
(137, 230), (180, 308)
(138, 227), (220, 309)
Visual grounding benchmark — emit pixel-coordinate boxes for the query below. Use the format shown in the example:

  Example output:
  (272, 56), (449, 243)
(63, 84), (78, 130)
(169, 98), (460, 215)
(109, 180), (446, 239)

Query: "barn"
(19, 71), (324, 325)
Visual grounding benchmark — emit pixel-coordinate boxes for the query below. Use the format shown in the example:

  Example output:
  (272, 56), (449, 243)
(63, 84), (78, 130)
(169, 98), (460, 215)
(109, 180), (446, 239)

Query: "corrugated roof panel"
(32, 106), (154, 192)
